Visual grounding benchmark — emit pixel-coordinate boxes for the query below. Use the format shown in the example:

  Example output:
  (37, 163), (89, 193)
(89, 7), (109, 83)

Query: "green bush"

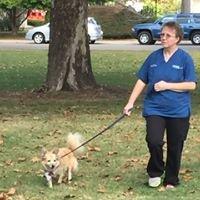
(0, 17), (11, 31)
(27, 20), (46, 27)
(89, 5), (153, 39)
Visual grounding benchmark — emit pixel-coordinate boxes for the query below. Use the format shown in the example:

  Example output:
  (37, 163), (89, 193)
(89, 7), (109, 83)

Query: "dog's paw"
(48, 182), (53, 188)
(58, 179), (63, 184)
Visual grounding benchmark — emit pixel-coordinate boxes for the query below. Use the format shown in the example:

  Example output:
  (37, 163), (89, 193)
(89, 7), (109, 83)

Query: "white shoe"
(165, 184), (175, 190)
(148, 177), (161, 188)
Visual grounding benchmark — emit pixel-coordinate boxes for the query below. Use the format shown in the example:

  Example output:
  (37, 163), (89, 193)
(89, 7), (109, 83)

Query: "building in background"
(182, 0), (200, 12)
(191, 0), (200, 12)
(125, 0), (143, 12)
(27, 10), (46, 22)
(20, 9), (46, 30)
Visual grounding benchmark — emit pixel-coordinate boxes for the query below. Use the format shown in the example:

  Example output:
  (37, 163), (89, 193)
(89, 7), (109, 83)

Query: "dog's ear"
(41, 147), (47, 159)
(52, 148), (59, 155)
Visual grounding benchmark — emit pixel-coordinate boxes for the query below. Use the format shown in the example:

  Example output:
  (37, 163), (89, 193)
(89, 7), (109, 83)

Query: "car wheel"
(33, 32), (45, 44)
(191, 31), (200, 45)
(90, 40), (95, 44)
(88, 35), (95, 44)
(138, 31), (153, 45)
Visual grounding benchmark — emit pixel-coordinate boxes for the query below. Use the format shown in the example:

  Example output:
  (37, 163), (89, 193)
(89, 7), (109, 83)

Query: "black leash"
(61, 108), (132, 158)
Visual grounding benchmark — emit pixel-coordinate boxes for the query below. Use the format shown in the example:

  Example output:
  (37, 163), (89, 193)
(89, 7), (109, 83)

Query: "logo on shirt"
(150, 64), (157, 68)
(172, 65), (183, 70)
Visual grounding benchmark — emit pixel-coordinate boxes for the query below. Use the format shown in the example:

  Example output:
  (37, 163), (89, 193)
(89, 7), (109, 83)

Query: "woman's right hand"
(123, 103), (133, 116)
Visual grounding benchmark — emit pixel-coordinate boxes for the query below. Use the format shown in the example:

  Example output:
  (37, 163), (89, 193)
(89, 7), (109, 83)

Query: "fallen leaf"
(63, 110), (73, 117)
(14, 195), (26, 200)
(82, 195), (92, 200)
(13, 169), (22, 173)
(182, 174), (193, 182)
(47, 129), (62, 136)
(88, 146), (101, 152)
(80, 155), (88, 160)
(18, 157), (26, 162)
(2, 117), (12, 122)
(114, 175), (122, 181)
(194, 137), (200, 142)
(101, 174), (109, 178)
(78, 182), (86, 188)
(180, 169), (193, 175)
(7, 187), (16, 196)
(5, 160), (13, 166)
(64, 194), (76, 199)
(158, 186), (166, 192)
(31, 156), (40, 163)
(97, 188), (106, 193)
(122, 187), (134, 197)
(0, 139), (3, 145)
(107, 151), (118, 156)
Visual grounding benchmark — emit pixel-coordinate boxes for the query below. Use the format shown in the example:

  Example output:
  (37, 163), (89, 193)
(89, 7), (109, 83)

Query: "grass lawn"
(0, 50), (200, 200)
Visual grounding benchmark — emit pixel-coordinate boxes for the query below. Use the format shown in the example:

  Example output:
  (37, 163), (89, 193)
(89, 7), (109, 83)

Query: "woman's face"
(160, 26), (179, 48)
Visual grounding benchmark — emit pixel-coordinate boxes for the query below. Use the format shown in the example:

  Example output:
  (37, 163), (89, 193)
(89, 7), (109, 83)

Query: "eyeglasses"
(160, 33), (176, 39)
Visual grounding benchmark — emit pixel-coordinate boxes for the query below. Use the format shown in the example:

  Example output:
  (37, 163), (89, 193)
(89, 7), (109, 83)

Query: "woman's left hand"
(154, 80), (168, 91)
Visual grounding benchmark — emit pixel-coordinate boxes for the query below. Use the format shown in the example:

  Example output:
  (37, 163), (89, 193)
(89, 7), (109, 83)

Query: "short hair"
(161, 21), (183, 43)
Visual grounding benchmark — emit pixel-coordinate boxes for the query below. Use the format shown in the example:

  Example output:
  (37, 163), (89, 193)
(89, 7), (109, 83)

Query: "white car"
(25, 17), (103, 44)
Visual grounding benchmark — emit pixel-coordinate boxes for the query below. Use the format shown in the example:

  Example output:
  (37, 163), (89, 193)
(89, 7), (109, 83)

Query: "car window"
(193, 14), (200, 23)
(88, 18), (97, 24)
(176, 16), (191, 24)
(161, 16), (175, 23)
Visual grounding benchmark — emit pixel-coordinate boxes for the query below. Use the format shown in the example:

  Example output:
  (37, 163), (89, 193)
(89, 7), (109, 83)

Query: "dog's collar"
(43, 164), (59, 177)
(46, 170), (55, 176)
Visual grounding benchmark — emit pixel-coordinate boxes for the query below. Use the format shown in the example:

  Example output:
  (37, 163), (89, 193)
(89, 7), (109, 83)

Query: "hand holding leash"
(123, 105), (133, 116)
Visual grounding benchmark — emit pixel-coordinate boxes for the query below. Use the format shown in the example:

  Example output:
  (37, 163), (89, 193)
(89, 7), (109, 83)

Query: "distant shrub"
(88, 5), (153, 39)
(27, 20), (46, 27)
(0, 17), (11, 31)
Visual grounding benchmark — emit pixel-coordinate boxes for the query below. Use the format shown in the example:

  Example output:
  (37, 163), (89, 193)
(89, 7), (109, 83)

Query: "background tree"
(181, 0), (190, 13)
(46, 0), (96, 91)
(88, 0), (113, 5)
(141, 0), (181, 18)
(0, 0), (50, 34)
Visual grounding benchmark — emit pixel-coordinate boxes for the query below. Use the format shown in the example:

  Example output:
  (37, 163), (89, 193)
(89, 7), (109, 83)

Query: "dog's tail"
(67, 132), (84, 156)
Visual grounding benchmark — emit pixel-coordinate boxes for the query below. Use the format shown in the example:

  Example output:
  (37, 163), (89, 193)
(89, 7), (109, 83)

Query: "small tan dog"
(41, 133), (84, 188)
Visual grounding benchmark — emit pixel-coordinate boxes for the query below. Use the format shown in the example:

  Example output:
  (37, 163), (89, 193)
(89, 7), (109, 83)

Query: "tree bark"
(46, 0), (97, 91)
(181, 0), (191, 13)
(9, 8), (18, 35)
(8, 7), (26, 35)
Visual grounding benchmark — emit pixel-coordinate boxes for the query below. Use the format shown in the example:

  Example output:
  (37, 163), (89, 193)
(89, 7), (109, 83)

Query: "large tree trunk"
(9, 8), (18, 35)
(8, 7), (27, 35)
(181, 0), (191, 13)
(46, 0), (97, 91)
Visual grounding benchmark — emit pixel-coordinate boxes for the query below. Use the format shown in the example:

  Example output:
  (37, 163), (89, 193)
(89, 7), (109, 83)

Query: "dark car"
(132, 13), (200, 45)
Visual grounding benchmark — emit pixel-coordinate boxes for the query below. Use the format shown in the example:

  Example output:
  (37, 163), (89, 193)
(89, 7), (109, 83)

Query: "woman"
(124, 21), (197, 189)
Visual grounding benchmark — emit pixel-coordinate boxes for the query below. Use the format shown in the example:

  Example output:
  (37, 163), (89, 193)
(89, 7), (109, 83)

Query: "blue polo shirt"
(137, 48), (197, 118)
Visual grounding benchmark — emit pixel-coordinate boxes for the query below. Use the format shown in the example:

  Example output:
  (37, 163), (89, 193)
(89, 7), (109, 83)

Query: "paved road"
(0, 39), (199, 51)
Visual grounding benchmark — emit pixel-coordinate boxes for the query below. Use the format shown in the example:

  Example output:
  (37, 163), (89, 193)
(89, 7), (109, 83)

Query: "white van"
(25, 17), (103, 44)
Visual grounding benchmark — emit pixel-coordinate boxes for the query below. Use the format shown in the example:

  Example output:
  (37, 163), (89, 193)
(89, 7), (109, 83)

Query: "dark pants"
(145, 115), (190, 186)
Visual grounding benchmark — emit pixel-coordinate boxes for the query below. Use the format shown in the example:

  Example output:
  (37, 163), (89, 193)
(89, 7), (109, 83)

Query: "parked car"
(25, 17), (103, 44)
(132, 13), (200, 45)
